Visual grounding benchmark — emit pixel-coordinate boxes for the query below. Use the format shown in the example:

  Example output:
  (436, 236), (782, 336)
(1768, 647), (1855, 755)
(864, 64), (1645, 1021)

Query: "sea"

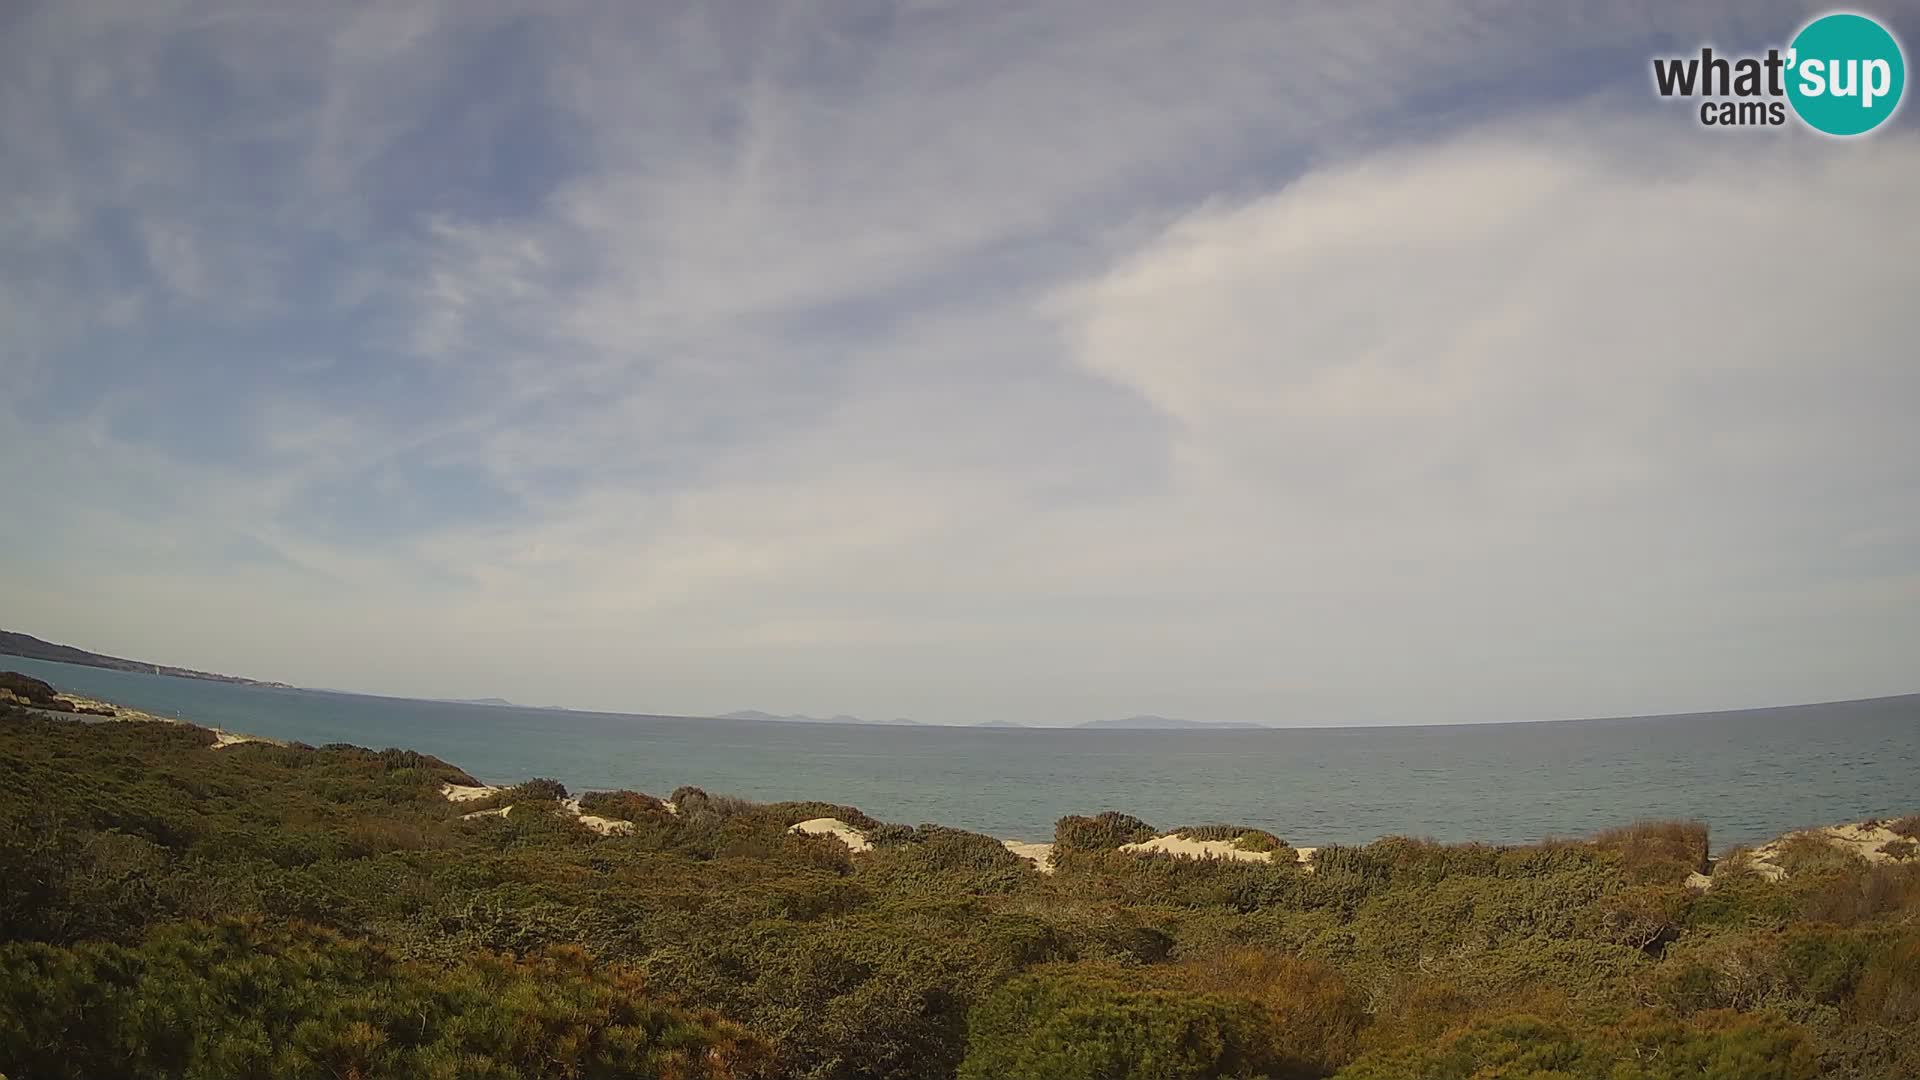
(5, 655), (1914, 851)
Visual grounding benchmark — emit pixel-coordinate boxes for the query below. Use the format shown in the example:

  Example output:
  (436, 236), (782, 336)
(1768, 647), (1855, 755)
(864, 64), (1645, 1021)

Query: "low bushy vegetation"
(2, 704), (1916, 1079)
(1054, 810), (1157, 852)
(578, 788), (671, 822)
(1585, 819), (1711, 882)
(0, 919), (763, 1079)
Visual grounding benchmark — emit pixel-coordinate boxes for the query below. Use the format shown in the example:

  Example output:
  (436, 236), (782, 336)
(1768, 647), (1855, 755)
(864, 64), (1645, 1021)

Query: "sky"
(2, 0), (1918, 727)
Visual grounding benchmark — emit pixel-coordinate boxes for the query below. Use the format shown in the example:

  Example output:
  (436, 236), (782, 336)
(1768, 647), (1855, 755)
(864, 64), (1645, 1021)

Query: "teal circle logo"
(1786, 13), (1906, 135)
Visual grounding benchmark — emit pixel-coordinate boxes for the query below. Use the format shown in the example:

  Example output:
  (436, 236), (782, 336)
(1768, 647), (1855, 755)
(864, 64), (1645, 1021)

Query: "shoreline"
(10, 671), (1917, 1079)
(0, 678), (278, 750)
(11, 676), (1916, 881)
(435, 778), (1915, 889)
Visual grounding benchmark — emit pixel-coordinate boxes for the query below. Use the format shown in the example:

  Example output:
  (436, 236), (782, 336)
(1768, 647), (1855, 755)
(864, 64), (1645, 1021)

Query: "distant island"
(717, 710), (922, 726)
(1076, 714), (1266, 730)
(0, 630), (294, 689)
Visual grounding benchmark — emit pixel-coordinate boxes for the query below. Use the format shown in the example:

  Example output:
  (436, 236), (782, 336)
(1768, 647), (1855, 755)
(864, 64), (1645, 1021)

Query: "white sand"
(577, 814), (637, 836)
(1003, 839), (1056, 873)
(1120, 834), (1278, 863)
(443, 785), (635, 835)
(1814, 821), (1914, 862)
(790, 817), (873, 852)
(441, 782), (504, 803)
(22, 688), (284, 748)
(1732, 820), (1916, 883)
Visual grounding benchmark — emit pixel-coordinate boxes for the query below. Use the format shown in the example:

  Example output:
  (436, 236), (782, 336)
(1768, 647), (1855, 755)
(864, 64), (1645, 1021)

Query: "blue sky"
(3, 0), (1918, 725)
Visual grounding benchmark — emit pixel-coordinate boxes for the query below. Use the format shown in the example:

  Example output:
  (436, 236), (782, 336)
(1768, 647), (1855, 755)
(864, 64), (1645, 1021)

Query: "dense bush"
(1167, 824), (1287, 855)
(2, 705), (1916, 1080)
(1054, 811), (1157, 852)
(1233, 830), (1286, 854)
(514, 776), (569, 801)
(1333, 1010), (1815, 1080)
(1172, 823), (1247, 843)
(958, 970), (1277, 1080)
(0, 919), (763, 1079)
(1586, 820), (1710, 882)
(577, 788), (670, 822)
(1178, 950), (1366, 1077)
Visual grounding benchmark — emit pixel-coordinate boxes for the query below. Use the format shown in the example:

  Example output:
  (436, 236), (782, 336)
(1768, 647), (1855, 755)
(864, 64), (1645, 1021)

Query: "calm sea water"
(5, 656), (1914, 851)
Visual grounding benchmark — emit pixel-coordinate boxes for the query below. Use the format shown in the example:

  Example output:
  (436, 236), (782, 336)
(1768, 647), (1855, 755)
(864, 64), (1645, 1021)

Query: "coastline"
(6, 693), (1919, 1078)
(0, 677), (276, 750)
(11, 675), (1917, 883)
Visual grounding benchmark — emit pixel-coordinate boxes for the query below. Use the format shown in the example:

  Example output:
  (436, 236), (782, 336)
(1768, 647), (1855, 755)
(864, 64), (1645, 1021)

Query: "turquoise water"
(6, 656), (1915, 850)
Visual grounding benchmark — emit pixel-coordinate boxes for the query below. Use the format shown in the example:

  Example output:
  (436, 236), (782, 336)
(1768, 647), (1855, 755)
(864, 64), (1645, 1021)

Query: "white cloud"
(3, 0), (1918, 723)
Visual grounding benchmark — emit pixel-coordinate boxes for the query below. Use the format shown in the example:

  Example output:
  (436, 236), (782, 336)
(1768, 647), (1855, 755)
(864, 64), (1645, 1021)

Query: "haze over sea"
(8, 655), (1915, 851)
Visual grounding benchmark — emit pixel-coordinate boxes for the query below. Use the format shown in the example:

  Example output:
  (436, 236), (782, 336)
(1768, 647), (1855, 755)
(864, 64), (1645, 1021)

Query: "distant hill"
(1076, 714), (1265, 730)
(441, 697), (518, 707)
(976, 719), (1027, 728)
(0, 630), (294, 689)
(718, 710), (922, 726)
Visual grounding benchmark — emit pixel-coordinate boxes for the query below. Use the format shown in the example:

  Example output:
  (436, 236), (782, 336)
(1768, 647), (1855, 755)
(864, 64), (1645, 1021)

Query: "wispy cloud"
(2, 0), (1916, 723)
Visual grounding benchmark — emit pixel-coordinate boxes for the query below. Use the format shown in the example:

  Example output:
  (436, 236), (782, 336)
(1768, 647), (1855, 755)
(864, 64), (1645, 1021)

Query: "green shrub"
(1684, 862), (1797, 929)
(1333, 1010), (1815, 1080)
(1178, 949), (1366, 1077)
(1235, 831), (1285, 854)
(513, 777), (569, 801)
(864, 822), (919, 847)
(1582, 883), (1692, 953)
(0, 919), (765, 1079)
(1587, 820), (1710, 883)
(1793, 860), (1920, 925)
(1853, 932), (1920, 1025)
(1172, 824), (1244, 843)
(577, 789), (669, 822)
(1169, 825), (1286, 855)
(958, 970), (1278, 1080)
(1054, 812), (1157, 853)
(762, 800), (885, 832)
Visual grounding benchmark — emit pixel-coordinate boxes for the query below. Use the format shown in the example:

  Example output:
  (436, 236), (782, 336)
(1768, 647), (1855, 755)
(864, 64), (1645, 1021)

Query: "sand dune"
(441, 782), (503, 803)
(1120, 834), (1278, 863)
(789, 817), (873, 852)
(442, 786), (634, 834)
(1734, 820), (1914, 882)
(1002, 839), (1055, 873)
